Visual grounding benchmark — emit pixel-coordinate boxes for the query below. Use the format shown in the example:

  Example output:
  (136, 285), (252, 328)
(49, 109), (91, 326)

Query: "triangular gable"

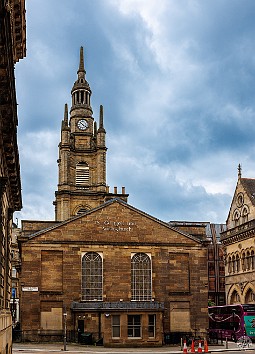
(226, 177), (255, 229)
(241, 178), (255, 205)
(22, 198), (203, 246)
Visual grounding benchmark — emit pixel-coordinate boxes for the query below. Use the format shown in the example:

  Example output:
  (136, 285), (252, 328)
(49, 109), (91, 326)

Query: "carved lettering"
(95, 220), (136, 232)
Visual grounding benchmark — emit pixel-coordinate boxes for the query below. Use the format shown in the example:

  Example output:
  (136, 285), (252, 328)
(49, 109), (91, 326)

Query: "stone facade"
(0, 0), (25, 352)
(170, 222), (226, 306)
(19, 199), (209, 346)
(54, 47), (128, 222)
(19, 48), (209, 347)
(221, 166), (255, 304)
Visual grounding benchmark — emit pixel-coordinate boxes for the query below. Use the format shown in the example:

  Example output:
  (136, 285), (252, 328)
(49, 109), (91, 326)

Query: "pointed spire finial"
(77, 46), (86, 75)
(238, 163), (242, 179)
(100, 105), (103, 128)
(61, 103), (69, 130)
(98, 104), (106, 133)
(64, 103), (68, 121)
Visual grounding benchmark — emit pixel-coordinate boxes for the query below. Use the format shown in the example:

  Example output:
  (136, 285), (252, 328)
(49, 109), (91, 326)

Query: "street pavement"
(13, 341), (247, 354)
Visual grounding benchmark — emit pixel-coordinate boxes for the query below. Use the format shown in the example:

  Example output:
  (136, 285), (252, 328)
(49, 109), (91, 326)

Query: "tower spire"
(77, 46), (86, 76)
(71, 46), (92, 115)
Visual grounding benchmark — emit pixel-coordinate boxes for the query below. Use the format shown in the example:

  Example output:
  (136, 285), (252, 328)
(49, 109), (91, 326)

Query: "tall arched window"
(82, 252), (103, 301)
(242, 206), (249, 223)
(246, 251), (251, 270)
(241, 253), (246, 271)
(233, 210), (240, 226)
(131, 253), (152, 301)
(228, 256), (232, 274)
(236, 255), (240, 272)
(251, 250), (255, 270)
(232, 256), (236, 273)
(76, 162), (89, 186)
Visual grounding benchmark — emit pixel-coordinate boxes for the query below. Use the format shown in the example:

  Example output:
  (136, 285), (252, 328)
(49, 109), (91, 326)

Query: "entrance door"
(78, 319), (84, 343)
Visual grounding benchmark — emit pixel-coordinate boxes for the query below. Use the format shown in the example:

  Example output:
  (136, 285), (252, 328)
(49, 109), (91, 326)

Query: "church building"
(19, 48), (209, 347)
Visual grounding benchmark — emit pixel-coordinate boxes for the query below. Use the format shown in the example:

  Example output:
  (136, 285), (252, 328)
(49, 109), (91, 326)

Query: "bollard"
(225, 337), (228, 349)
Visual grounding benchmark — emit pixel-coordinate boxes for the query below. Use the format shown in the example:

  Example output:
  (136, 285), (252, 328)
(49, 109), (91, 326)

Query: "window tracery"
(131, 253), (152, 301)
(82, 252), (103, 301)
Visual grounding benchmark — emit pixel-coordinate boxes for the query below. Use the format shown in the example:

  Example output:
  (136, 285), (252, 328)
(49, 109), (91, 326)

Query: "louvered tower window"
(131, 253), (152, 301)
(76, 162), (89, 185)
(76, 208), (88, 215)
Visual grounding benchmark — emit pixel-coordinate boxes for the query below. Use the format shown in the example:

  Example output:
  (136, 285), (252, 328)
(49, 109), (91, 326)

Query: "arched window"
(229, 290), (240, 305)
(82, 252), (103, 301)
(236, 255), (240, 273)
(131, 253), (152, 301)
(241, 253), (246, 271)
(233, 210), (240, 226)
(245, 289), (255, 304)
(76, 162), (89, 186)
(76, 207), (88, 215)
(246, 251), (251, 270)
(242, 206), (249, 223)
(232, 256), (236, 273)
(228, 256), (232, 274)
(251, 250), (255, 270)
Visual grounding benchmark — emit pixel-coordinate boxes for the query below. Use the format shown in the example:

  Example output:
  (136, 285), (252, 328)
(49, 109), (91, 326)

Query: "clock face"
(77, 119), (88, 130)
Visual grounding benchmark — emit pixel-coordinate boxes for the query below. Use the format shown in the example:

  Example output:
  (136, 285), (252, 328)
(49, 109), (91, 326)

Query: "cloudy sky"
(14, 0), (255, 225)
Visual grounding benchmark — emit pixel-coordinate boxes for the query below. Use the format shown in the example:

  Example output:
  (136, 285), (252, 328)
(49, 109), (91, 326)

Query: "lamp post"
(63, 307), (67, 351)
(232, 308), (236, 331)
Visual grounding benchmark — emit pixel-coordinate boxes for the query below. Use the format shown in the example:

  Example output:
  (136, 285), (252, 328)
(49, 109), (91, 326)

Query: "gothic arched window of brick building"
(131, 253), (152, 301)
(82, 252), (103, 301)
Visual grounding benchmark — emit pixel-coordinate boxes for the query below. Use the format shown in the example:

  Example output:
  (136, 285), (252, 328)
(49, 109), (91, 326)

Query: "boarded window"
(170, 302), (191, 332)
(169, 253), (190, 292)
(41, 251), (63, 292)
(40, 301), (63, 330)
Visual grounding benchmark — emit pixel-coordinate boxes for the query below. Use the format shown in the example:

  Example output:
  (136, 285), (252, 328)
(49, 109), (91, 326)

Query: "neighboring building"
(11, 223), (21, 326)
(0, 0), (26, 352)
(221, 165), (255, 304)
(18, 48), (209, 347)
(205, 223), (226, 306)
(170, 222), (226, 306)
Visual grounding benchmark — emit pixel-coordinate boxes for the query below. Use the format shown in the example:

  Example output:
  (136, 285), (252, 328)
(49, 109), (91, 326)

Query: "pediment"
(24, 199), (202, 246)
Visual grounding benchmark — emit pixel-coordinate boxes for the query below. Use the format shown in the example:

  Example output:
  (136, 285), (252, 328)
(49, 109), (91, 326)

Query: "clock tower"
(54, 47), (128, 221)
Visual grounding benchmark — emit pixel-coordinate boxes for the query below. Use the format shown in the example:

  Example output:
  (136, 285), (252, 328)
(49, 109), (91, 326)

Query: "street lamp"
(63, 307), (67, 351)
